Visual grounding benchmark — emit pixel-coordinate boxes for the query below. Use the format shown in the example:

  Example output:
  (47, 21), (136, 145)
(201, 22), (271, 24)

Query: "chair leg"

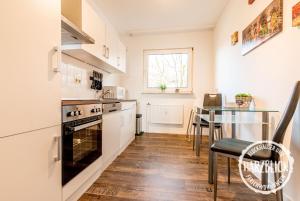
(213, 152), (218, 201)
(192, 125), (196, 150)
(227, 158), (231, 184)
(217, 129), (221, 140)
(220, 126), (223, 139)
(274, 170), (283, 201)
(216, 129), (221, 141)
(214, 130), (218, 141)
(200, 126), (203, 144)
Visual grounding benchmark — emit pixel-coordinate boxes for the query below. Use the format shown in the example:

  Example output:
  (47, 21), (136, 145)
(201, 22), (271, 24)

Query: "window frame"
(143, 48), (193, 94)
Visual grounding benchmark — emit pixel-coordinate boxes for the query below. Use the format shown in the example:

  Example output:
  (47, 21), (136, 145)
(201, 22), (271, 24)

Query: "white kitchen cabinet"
(0, 0), (61, 138)
(120, 102), (136, 150)
(81, 0), (106, 61)
(61, 0), (127, 74)
(62, 0), (106, 60)
(105, 24), (119, 67)
(0, 126), (61, 201)
(102, 111), (122, 163)
(130, 103), (137, 135)
(120, 109), (131, 149)
(102, 102), (136, 161)
(117, 41), (127, 73)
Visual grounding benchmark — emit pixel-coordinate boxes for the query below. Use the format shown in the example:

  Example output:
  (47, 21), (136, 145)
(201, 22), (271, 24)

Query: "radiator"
(149, 105), (184, 125)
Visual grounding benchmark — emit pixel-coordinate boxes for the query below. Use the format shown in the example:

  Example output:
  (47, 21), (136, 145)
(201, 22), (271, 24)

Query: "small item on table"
(235, 93), (252, 107)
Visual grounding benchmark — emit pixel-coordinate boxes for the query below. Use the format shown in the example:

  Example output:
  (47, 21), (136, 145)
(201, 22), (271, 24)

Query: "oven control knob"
(91, 108), (96, 113)
(67, 111), (74, 117)
(78, 110), (82, 115)
(75, 111), (79, 116)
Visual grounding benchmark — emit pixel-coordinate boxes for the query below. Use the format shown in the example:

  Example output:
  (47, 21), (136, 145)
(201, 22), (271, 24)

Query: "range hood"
(62, 45), (121, 74)
(61, 16), (121, 73)
(61, 16), (95, 45)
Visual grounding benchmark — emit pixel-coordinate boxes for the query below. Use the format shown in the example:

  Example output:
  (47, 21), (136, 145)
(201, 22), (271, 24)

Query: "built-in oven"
(62, 100), (102, 186)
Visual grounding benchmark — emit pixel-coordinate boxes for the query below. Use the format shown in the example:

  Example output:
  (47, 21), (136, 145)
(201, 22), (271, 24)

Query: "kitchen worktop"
(61, 99), (136, 105)
(101, 99), (137, 103)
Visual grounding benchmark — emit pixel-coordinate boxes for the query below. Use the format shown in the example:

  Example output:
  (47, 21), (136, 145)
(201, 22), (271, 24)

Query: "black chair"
(211, 81), (300, 201)
(192, 94), (223, 151)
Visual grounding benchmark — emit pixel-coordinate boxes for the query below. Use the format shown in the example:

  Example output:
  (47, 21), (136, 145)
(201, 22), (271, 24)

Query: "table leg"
(208, 110), (215, 184)
(195, 114), (201, 156)
(262, 112), (269, 141)
(262, 112), (269, 185)
(231, 111), (236, 138)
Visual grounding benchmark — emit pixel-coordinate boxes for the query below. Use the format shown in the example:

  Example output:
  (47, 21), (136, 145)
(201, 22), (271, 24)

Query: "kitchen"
(1, 0), (137, 200)
(1, 0), (300, 201)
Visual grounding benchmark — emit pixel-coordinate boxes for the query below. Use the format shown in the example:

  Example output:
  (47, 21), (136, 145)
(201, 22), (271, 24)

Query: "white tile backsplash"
(61, 54), (121, 100)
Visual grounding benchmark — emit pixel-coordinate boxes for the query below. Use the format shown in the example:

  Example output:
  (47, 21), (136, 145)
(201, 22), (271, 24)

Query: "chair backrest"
(202, 94), (222, 115)
(272, 81), (300, 144)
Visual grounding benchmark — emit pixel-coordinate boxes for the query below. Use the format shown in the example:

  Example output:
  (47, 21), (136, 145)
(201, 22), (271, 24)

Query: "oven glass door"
(62, 119), (102, 185)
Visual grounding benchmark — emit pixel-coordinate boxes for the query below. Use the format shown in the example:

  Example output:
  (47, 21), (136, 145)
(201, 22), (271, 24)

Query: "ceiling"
(94, 0), (229, 35)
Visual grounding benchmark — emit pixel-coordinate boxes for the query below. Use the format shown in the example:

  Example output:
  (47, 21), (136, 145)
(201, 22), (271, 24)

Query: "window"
(143, 48), (193, 93)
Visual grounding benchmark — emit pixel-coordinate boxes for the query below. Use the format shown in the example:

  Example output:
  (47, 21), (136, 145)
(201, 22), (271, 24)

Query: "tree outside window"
(143, 48), (193, 93)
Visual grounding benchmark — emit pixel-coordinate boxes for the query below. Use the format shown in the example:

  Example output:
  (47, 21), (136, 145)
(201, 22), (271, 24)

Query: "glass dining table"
(195, 106), (279, 184)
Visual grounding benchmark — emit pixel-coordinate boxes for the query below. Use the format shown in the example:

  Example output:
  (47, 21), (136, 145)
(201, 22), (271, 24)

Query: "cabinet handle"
(103, 45), (106, 58)
(54, 136), (61, 162)
(52, 46), (61, 72)
(106, 47), (110, 59)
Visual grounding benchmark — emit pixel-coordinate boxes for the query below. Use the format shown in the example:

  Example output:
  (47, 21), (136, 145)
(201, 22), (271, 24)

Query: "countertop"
(101, 99), (137, 103)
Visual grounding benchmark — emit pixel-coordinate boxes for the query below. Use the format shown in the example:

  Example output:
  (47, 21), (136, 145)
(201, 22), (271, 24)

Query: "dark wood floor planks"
(79, 133), (275, 201)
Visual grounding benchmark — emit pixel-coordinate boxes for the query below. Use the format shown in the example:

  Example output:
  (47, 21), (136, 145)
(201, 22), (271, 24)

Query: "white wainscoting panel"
(150, 105), (184, 125)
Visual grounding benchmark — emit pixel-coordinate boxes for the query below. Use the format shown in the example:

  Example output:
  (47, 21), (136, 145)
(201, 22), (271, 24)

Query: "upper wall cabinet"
(61, 0), (126, 73)
(105, 24), (120, 68)
(81, 0), (106, 61)
(118, 40), (127, 73)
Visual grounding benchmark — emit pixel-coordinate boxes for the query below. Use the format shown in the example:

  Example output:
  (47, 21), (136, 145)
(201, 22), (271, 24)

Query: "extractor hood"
(62, 45), (122, 74)
(61, 15), (95, 45)
(61, 16), (122, 74)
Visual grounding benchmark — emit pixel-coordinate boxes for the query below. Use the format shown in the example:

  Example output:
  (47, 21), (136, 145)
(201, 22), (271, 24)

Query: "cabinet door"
(103, 112), (122, 162)
(105, 24), (119, 67)
(130, 104), (137, 136)
(120, 109), (131, 149)
(117, 41), (127, 73)
(0, 126), (61, 201)
(0, 0), (61, 138)
(81, 0), (106, 60)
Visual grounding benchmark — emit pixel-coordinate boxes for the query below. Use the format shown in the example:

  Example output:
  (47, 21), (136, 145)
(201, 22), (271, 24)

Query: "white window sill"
(142, 91), (194, 95)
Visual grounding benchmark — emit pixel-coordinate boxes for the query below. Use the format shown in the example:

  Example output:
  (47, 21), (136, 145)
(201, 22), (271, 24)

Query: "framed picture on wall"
(292, 2), (300, 27)
(248, 0), (255, 5)
(242, 0), (283, 55)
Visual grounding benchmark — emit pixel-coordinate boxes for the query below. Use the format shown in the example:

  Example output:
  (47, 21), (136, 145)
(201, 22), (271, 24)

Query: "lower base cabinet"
(102, 111), (122, 163)
(120, 102), (136, 150)
(0, 126), (62, 201)
(103, 102), (136, 161)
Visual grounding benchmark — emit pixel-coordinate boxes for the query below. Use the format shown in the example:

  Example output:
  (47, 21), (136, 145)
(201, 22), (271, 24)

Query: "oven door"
(62, 119), (102, 186)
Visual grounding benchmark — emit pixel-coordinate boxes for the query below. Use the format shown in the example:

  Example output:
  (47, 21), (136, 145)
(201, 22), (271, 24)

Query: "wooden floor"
(79, 133), (275, 201)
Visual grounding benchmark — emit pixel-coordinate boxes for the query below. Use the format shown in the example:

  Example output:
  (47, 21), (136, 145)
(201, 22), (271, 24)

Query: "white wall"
(121, 30), (215, 134)
(61, 54), (121, 100)
(214, 0), (300, 200)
